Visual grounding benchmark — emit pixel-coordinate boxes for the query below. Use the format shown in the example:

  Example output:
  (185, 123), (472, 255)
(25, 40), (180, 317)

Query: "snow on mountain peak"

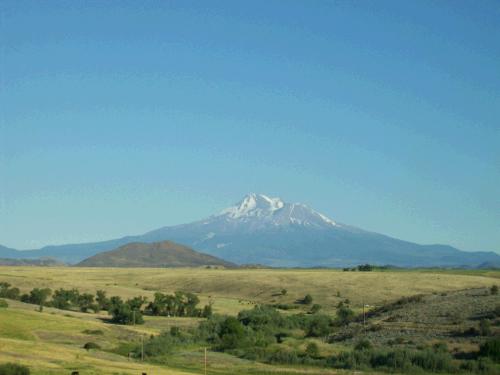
(219, 193), (336, 228)
(221, 193), (284, 219)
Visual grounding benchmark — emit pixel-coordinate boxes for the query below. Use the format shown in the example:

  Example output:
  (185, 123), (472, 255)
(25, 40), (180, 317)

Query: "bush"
(491, 285), (498, 295)
(0, 363), (30, 374)
(479, 337), (500, 362)
(0, 299), (8, 308)
(310, 304), (322, 314)
(354, 339), (373, 351)
(306, 314), (333, 337)
(82, 329), (103, 335)
(305, 342), (320, 358)
(83, 342), (101, 350)
(480, 319), (492, 336)
(336, 306), (355, 325)
(303, 294), (313, 305)
(357, 264), (373, 271)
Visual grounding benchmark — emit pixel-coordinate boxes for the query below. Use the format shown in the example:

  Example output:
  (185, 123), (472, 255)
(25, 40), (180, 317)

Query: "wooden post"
(141, 334), (144, 361)
(204, 347), (207, 375)
(362, 299), (366, 334)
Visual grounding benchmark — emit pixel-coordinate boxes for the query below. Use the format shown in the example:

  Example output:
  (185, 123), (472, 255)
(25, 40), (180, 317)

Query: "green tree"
(96, 289), (110, 310)
(202, 303), (213, 318)
(77, 293), (96, 313)
(108, 298), (144, 325)
(218, 316), (245, 350)
(28, 288), (52, 306)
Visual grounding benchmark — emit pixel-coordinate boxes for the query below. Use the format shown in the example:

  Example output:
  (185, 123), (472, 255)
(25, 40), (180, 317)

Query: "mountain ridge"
(1, 193), (499, 267)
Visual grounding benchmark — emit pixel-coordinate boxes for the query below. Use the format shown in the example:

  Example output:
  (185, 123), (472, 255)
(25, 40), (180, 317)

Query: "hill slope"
(2, 193), (499, 267)
(76, 240), (235, 268)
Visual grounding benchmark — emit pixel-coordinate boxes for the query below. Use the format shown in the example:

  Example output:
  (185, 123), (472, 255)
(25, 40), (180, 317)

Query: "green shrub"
(310, 304), (322, 314)
(480, 319), (492, 336)
(82, 329), (104, 335)
(490, 285), (498, 295)
(0, 363), (30, 374)
(0, 299), (8, 308)
(306, 314), (333, 337)
(305, 342), (320, 358)
(354, 339), (373, 351)
(479, 337), (500, 362)
(302, 294), (313, 305)
(336, 305), (355, 325)
(83, 342), (101, 350)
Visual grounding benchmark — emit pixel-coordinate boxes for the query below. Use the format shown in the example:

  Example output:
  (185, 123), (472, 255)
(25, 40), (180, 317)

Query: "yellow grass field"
(0, 266), (498, 374)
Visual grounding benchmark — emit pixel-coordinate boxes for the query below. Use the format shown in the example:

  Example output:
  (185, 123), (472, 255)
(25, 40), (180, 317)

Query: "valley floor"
(0, 266), (498, 374)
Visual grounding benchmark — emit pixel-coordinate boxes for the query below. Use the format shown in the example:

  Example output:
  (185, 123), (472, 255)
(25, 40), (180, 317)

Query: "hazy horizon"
(1, 1), (499, 253)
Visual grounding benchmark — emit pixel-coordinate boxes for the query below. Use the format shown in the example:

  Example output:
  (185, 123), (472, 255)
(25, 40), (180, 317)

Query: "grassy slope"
(0, 267), (498, 374)
(0, 267), (497, 315)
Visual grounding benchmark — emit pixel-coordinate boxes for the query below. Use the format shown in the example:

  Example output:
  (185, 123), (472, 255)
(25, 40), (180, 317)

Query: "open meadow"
(0, 266), (499, 375)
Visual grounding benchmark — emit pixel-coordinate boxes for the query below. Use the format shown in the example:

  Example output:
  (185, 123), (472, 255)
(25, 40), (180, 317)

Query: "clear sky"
(1, 1), (499, 252)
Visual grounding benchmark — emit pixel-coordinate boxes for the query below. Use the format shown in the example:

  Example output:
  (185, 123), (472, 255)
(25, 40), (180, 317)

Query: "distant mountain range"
(0, 257), (64, 267)
(77, 240), (235, 268)
(1, 193), (499, 268)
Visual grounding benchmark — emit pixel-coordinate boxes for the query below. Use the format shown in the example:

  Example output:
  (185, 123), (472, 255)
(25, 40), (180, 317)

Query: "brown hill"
(76, 241), (235, 268)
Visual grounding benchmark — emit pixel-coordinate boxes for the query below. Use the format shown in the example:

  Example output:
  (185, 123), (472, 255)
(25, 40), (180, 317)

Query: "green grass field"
(0, 266), (498, 374)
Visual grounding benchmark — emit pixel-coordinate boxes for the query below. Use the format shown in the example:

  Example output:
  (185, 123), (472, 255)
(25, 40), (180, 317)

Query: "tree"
(127, 296), (147, 311)
(77, 293), (96, 313)
(28, 288), (52, 306)
(108, 298), (144, 325)
(96, 290), (110, 311)
(218, 316), (245, 350)
(491, 285), (499, 295)
(0, 283), (20, 300)
(51, 288), (72, 310)
(202, 303), (213, 318)
(357, 264), (373, 272)
(185, 292), (200, 316)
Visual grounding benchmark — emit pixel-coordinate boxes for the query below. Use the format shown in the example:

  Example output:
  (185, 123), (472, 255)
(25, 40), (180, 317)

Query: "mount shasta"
(1, 193), (499, 267)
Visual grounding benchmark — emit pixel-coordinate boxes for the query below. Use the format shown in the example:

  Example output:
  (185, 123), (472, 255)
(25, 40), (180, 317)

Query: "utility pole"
(141, 334), (144, 362)
(362, 298), (366, 334)
(204, 347), (207, 375)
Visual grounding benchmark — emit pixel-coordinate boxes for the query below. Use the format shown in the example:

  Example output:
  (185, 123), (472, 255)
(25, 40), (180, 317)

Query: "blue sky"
(1, 1), (499, 252)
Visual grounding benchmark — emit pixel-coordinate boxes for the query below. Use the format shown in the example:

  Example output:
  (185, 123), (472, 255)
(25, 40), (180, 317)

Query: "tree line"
(0, 281), (211, 325)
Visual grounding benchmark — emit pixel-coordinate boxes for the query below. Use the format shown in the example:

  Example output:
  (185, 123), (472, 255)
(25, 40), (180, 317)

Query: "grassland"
(0, 266), (498, 374)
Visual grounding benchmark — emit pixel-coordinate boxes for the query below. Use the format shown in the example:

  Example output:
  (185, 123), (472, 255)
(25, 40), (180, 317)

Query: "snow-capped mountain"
(1, 193), (499, 267)
(216, 193), (336, 229)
